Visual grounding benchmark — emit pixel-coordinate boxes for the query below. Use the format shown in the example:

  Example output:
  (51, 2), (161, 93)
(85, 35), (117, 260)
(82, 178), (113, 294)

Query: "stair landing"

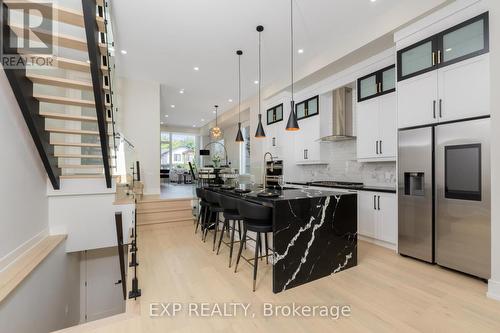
(136, 196), (194, 226)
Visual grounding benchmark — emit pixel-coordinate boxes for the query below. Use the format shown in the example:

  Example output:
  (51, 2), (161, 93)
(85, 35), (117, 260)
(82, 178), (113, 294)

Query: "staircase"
(137, 197), (195, 226)
(1, 0), (115, 189)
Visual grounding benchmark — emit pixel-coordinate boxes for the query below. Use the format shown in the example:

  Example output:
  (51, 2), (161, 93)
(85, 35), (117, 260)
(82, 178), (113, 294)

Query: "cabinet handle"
(379, 141), (383, 155)
(304, 149), (308, 160)
(374, 195), (377, 210)
(433, 100), (436, 118)
(376, 141), (379, 155)
(377, 195), (380, 210)
(432, 52), (436, 66)
(439, 99), (442, 118)
(378, 82), (382, 93)
(437, 50), (441, 64)
(272, 137), (276, 147)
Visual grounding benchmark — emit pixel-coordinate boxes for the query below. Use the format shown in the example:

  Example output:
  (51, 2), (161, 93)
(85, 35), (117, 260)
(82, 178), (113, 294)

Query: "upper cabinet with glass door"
(357, 65), (396, 102)
(397, 12), (489, 81)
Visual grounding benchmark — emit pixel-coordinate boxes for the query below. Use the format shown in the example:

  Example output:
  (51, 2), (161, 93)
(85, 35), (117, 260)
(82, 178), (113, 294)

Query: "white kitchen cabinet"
(437, 54), (490, 122)
(398, 54), (489, 128)
(356, 92), (397, 161)
(397, 70), (438, 128)
(357, 191), (397, 245)
(356, 98), (379, 160)
(294, 115), (323, 164)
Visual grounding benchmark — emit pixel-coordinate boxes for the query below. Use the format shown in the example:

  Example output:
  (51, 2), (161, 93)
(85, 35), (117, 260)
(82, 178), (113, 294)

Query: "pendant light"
(210, 105), (222, 139)
(235, 50), (245, 142)
(255, 25), (266, 138)
(286, 0), (299, 131)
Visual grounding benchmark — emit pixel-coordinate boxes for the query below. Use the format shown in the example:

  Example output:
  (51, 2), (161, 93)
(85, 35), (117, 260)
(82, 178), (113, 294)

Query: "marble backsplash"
(289, 140), (396, 187)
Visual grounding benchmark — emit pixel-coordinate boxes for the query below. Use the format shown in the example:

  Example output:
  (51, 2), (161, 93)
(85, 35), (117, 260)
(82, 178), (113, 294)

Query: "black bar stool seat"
(216, 194), (245, 267)
(234, 200), (273, 292)
(204, 190), (225, 250)
(195, 188), (209, 234)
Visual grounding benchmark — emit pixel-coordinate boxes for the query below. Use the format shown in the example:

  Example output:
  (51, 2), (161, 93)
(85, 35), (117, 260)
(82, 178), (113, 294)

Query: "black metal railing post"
(114, 212), (127, 300)
(128, 199), (141, 299)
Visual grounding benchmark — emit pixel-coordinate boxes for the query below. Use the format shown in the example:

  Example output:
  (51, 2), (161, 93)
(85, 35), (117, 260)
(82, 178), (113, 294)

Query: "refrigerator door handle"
(378, 195), (380, 210)
(433, 100), (436, 119)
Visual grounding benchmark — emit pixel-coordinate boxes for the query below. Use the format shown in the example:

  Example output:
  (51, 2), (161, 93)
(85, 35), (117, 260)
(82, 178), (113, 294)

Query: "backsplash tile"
(289, 140), (396, 187)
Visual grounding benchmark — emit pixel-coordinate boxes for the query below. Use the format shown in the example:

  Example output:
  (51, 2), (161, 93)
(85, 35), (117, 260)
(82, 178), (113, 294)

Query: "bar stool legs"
(216, 218), (230, 255)
(234, 227), (247, 273)
(228, 220), (237, 267)
(253, 232), (261, 292)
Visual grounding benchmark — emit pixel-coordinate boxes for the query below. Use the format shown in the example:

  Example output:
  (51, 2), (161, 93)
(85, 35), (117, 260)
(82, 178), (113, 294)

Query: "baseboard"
(358, 235), (397, 251)
(0, 227), (49, 272)
(487, 279), (500, 301)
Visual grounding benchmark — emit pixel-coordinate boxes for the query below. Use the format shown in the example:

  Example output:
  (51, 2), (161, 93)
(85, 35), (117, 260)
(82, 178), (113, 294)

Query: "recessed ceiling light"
(170, 105), (175, 108)
(120, 50), (127, 55)
(201, 118), (205, 121)
(179, 89), (184, 94)
(165, 115), (169, 118)
(160, 121), (164, 125)
(193, 67), (199, 71)
(192, 125), (196, 127)
(86, 60), (91, 64)
(228, 99), (233, 102)
(370, 0), (376, 2)
(298, 49), (304, 54)
(254, 80), (259, 84)
(446, 48), (452, 52)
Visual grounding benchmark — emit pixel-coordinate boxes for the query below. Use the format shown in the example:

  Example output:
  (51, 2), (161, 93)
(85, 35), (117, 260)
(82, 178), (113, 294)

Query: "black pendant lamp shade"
(285, 0), (299, 131)
(235, 50), (244, 142)
(286, 100), (299, 131)
(255, 25), (266, 138)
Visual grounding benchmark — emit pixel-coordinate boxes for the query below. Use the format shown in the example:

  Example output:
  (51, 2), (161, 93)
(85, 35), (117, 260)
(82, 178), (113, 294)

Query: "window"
(267, 104), (283, 125)
(160, 132), (197, 170)
(295, 96), (319, 120)
(445, 144), (482, 201)
(240, 125), (251, 174)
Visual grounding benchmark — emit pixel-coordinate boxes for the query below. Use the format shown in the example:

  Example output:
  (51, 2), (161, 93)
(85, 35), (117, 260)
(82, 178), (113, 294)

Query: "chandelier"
(210, 105), (223, 139)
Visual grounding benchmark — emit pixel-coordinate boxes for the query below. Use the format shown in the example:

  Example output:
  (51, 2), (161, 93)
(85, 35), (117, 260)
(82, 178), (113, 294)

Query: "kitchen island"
(206, 186), (357, 293)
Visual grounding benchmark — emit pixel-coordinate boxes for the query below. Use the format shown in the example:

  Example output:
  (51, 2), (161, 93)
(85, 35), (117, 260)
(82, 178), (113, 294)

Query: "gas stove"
(309, 180), (364, 189)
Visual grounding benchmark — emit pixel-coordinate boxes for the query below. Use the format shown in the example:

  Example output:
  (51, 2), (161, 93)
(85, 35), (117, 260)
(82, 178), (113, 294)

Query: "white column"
(488, 0), (500, 301)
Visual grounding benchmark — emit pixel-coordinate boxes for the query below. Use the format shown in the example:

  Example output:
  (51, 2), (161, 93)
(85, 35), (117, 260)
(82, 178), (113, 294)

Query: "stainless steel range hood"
(319, 87), (355, 142)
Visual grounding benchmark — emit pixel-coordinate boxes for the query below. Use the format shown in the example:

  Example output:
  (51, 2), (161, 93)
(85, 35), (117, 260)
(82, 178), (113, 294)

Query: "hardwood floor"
(68, 222), (500, 333)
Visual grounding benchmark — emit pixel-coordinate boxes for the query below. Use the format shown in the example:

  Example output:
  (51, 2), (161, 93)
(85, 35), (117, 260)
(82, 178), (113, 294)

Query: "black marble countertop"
(286, 181), (397, 194)
(205, 185), (355, 207)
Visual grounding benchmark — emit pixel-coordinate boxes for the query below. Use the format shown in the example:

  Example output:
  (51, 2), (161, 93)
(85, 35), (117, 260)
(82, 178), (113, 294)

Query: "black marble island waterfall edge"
(272, 193), (357, 293)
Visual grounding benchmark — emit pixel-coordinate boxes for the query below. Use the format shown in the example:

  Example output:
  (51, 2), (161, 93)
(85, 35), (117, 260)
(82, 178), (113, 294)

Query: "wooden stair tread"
(59, 164), (103, 169)
(35, 94), (95, 108)
(137, 207), (193, 214)
(54, 153), (103, 159)
(137, 217), (194, 225)
(46, 127), (99, 135)
(40, 112), (112, 122)
(3, 0), (105, 32)
(9, 25), (107, 54)
(27, 74), (93, 90)
(40, 112), (96, 122)
(60, 174), (119, 179)
(20, 55), (109, 73)
(51, 141), (101, 148)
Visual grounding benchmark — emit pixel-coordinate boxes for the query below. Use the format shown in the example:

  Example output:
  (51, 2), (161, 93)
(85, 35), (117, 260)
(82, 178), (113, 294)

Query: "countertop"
(286, 181), (397, 194)
(205, 185), (354, 207)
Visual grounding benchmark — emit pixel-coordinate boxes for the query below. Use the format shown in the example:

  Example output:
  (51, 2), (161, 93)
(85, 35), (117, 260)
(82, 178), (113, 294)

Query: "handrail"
(1, 3), (61, 189)
(115, 132), (135, 149)
(101, 0), (117, 165)
(82, 0), (112, 188)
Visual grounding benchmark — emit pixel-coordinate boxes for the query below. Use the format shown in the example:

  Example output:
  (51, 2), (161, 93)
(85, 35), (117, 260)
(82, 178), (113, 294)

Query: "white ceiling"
(111, 0), (447, 128)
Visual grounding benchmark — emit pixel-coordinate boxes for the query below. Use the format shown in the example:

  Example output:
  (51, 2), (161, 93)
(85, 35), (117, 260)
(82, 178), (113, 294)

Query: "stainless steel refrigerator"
(398, 118), (491, 279)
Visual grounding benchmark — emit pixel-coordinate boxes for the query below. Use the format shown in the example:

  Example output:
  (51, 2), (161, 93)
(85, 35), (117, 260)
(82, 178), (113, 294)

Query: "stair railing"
(81, 0), (112, 188)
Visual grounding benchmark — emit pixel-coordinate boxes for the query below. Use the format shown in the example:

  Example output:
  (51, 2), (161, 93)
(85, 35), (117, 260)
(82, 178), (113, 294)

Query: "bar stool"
(234, 200), (273, 292)
(194, 188), (208, 234)
(204, 190), (225, 251)
(217, 194), (244, 267)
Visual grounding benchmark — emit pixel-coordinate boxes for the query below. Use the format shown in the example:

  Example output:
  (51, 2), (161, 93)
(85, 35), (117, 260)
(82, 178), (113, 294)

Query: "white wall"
(0, 70), (49, 261)
(0, 240), (81, 333)
(119, 77), (161, 195)
(487, 0), (500, 301)
(48, 178), (135, 253)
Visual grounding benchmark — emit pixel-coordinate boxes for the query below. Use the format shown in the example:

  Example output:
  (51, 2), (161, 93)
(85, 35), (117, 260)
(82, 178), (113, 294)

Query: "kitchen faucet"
(263, 151), (274, 189)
